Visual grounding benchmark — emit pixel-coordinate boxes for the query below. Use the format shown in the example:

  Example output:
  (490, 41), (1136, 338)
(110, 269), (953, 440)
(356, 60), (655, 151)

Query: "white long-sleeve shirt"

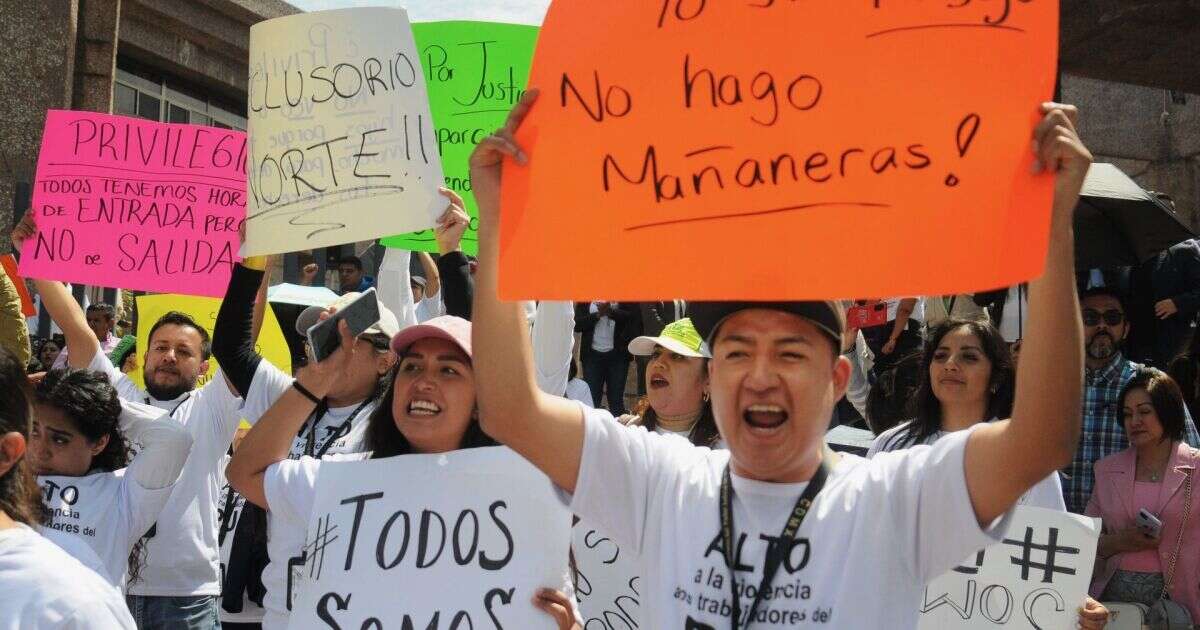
(376, 248), (418, 330)
(39, 399), (193, 587)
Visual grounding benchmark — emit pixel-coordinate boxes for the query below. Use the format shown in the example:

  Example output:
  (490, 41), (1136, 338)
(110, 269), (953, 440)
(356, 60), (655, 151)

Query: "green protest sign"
(381, 21), (538, 254)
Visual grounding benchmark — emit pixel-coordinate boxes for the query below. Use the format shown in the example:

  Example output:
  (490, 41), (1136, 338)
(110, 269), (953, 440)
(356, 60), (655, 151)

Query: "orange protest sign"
(1, 255), (36, 317)
(500, 1), (1058, 300)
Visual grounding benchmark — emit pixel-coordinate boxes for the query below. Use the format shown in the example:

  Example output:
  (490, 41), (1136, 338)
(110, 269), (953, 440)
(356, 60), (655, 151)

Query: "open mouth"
(742, 404), (788, 430)
(649, 375), (670, 389)
(408, 399), (442, 417)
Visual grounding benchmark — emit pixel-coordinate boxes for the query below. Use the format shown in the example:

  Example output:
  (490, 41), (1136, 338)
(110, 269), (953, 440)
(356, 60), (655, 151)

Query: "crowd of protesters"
(0, 94), (1197, 630)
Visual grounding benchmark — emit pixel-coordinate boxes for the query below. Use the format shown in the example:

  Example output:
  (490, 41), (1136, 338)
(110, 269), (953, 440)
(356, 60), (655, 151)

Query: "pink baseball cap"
(389, 315), (472, 358)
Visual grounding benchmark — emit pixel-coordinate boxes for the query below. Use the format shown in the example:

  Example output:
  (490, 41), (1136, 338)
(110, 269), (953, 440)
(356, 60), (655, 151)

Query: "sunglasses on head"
(1081, 309), (1124, 326)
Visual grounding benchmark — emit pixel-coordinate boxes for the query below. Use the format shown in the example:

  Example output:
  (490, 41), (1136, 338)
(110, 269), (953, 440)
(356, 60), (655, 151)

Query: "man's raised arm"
(469, 90), (586, 494)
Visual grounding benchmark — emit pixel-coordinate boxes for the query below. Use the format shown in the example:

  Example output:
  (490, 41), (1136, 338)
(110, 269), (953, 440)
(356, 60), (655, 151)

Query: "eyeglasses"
(1082, 309), (1124, 327)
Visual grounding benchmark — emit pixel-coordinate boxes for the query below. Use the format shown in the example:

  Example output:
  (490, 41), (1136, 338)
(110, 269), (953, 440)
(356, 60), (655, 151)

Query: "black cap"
(689, 301), (845, 349)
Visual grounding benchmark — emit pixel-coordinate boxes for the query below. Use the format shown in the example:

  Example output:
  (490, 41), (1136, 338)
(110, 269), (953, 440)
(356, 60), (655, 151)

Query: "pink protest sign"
(19, 110), (247, 297)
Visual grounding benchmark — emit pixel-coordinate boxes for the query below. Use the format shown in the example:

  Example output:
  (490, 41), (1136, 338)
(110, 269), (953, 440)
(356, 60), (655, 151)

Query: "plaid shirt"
(1063, 353), (1200, 513)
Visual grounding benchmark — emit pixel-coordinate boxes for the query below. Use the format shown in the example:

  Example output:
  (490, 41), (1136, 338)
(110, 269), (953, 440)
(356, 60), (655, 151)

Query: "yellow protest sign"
(131, 294), (292, 389)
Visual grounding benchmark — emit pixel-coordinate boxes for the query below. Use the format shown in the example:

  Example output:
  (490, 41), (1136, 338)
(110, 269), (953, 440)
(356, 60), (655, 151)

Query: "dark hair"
(365, 361), (496, 458)
(86, 303), (115, 321)
(1079, 287), (1128, 315)
(1169, 330), (1200, 419)
(1119, 367), (1187, 443)
(0, 347), (45, 527)
(32, 368), (147, 582)
(338, 256), (364, 272)
(147, 311), (211, 360)
(865, 349), (923, 436)
(34, 369), (130, 473)
(632, 397), (721, 448)
(881, 319), (1014, 450)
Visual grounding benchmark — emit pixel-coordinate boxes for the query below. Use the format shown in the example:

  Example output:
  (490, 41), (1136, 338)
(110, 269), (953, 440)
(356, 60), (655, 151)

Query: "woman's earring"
(702, 391), (711, 402)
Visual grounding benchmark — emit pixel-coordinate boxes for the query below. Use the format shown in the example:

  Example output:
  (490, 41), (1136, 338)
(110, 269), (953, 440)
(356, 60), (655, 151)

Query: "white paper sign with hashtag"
(286, 447), (572, 630)
(918, 506), (1101, 630)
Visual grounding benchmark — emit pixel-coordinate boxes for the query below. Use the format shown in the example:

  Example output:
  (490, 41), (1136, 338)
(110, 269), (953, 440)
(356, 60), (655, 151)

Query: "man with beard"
(12, 212), (280, 627)
(1062, 287), (1200, 513)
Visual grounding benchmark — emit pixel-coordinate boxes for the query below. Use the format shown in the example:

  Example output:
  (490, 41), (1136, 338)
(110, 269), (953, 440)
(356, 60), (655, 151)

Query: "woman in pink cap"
(227, 315), (580, 630)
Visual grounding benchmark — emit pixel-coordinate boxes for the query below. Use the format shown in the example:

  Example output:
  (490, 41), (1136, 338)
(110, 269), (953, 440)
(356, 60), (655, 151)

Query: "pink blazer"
(1085, 442), (1200, 619)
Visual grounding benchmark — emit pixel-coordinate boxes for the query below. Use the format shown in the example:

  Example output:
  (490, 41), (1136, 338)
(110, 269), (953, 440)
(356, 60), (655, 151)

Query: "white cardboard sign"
(919, 506), (1100, 630)
(571, 517), (643, 630)
(245, 7), (442, 255)
(287, 447), (572, 630)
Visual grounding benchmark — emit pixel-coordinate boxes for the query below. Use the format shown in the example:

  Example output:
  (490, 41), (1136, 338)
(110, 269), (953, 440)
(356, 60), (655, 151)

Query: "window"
(114, 61), (246, 131)
(114, 83), (137, 116)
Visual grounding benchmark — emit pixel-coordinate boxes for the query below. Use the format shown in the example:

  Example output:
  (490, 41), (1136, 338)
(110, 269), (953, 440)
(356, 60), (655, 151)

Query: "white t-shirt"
(570, 407), (1008, 628)
(39, 469), (172, 588)
(589, 303), (617, 353)
(867, 421), (1066, 510)
(218, 359), (380, 625)
(256, 453), (369, 630)
(0, 524), (136, 630)
(89, 350), (254, 596)
(37, 398), (188, 589)
(39, 524), (108, 580)
(565, 379), (594, 408)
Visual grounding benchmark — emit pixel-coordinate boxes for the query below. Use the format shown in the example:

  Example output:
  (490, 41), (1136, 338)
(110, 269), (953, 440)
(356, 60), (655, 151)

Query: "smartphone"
(306, 288), (382, 363)
(1136, 509), (1163, 538)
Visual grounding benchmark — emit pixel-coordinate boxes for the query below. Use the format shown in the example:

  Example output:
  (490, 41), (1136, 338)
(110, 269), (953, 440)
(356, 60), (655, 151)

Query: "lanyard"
(303, 396), (373, 458)
(720, 451), (831, 630)
(146, 393), (191, 419)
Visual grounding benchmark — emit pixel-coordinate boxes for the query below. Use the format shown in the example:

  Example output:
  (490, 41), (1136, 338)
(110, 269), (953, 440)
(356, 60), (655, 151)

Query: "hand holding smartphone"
(1136, 509), (1163, 539)
(307, 288), (382, 363)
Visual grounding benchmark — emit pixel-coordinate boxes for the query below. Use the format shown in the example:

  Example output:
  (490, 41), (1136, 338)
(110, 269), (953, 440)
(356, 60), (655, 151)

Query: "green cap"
(108, 334), (137, 368)
(627, 318), (710, 358)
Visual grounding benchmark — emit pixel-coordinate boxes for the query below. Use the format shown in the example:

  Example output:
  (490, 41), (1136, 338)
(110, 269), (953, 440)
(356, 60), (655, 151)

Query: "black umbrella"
(1074, 163), (1196, 270)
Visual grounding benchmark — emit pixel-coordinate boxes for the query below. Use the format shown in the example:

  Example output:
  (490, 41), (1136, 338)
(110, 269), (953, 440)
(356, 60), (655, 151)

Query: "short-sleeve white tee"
(257, 454), (375, 630)
(867, 421), (1066, 511)
(39, 468), (172, 588)
(570, 407), (1008, 629)
(0, 523), (136, 630)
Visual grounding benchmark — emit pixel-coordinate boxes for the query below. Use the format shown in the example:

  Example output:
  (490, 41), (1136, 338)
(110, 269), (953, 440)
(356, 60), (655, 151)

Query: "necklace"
(1137, 449), (1169, 482)
(655, 408), (702, 434)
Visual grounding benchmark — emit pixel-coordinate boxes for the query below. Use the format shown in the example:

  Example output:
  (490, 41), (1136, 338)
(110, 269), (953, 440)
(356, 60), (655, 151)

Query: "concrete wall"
(0, 0), (297, 256)
(0, 1), (79, 253)
(1063, 74), (1200, 229)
